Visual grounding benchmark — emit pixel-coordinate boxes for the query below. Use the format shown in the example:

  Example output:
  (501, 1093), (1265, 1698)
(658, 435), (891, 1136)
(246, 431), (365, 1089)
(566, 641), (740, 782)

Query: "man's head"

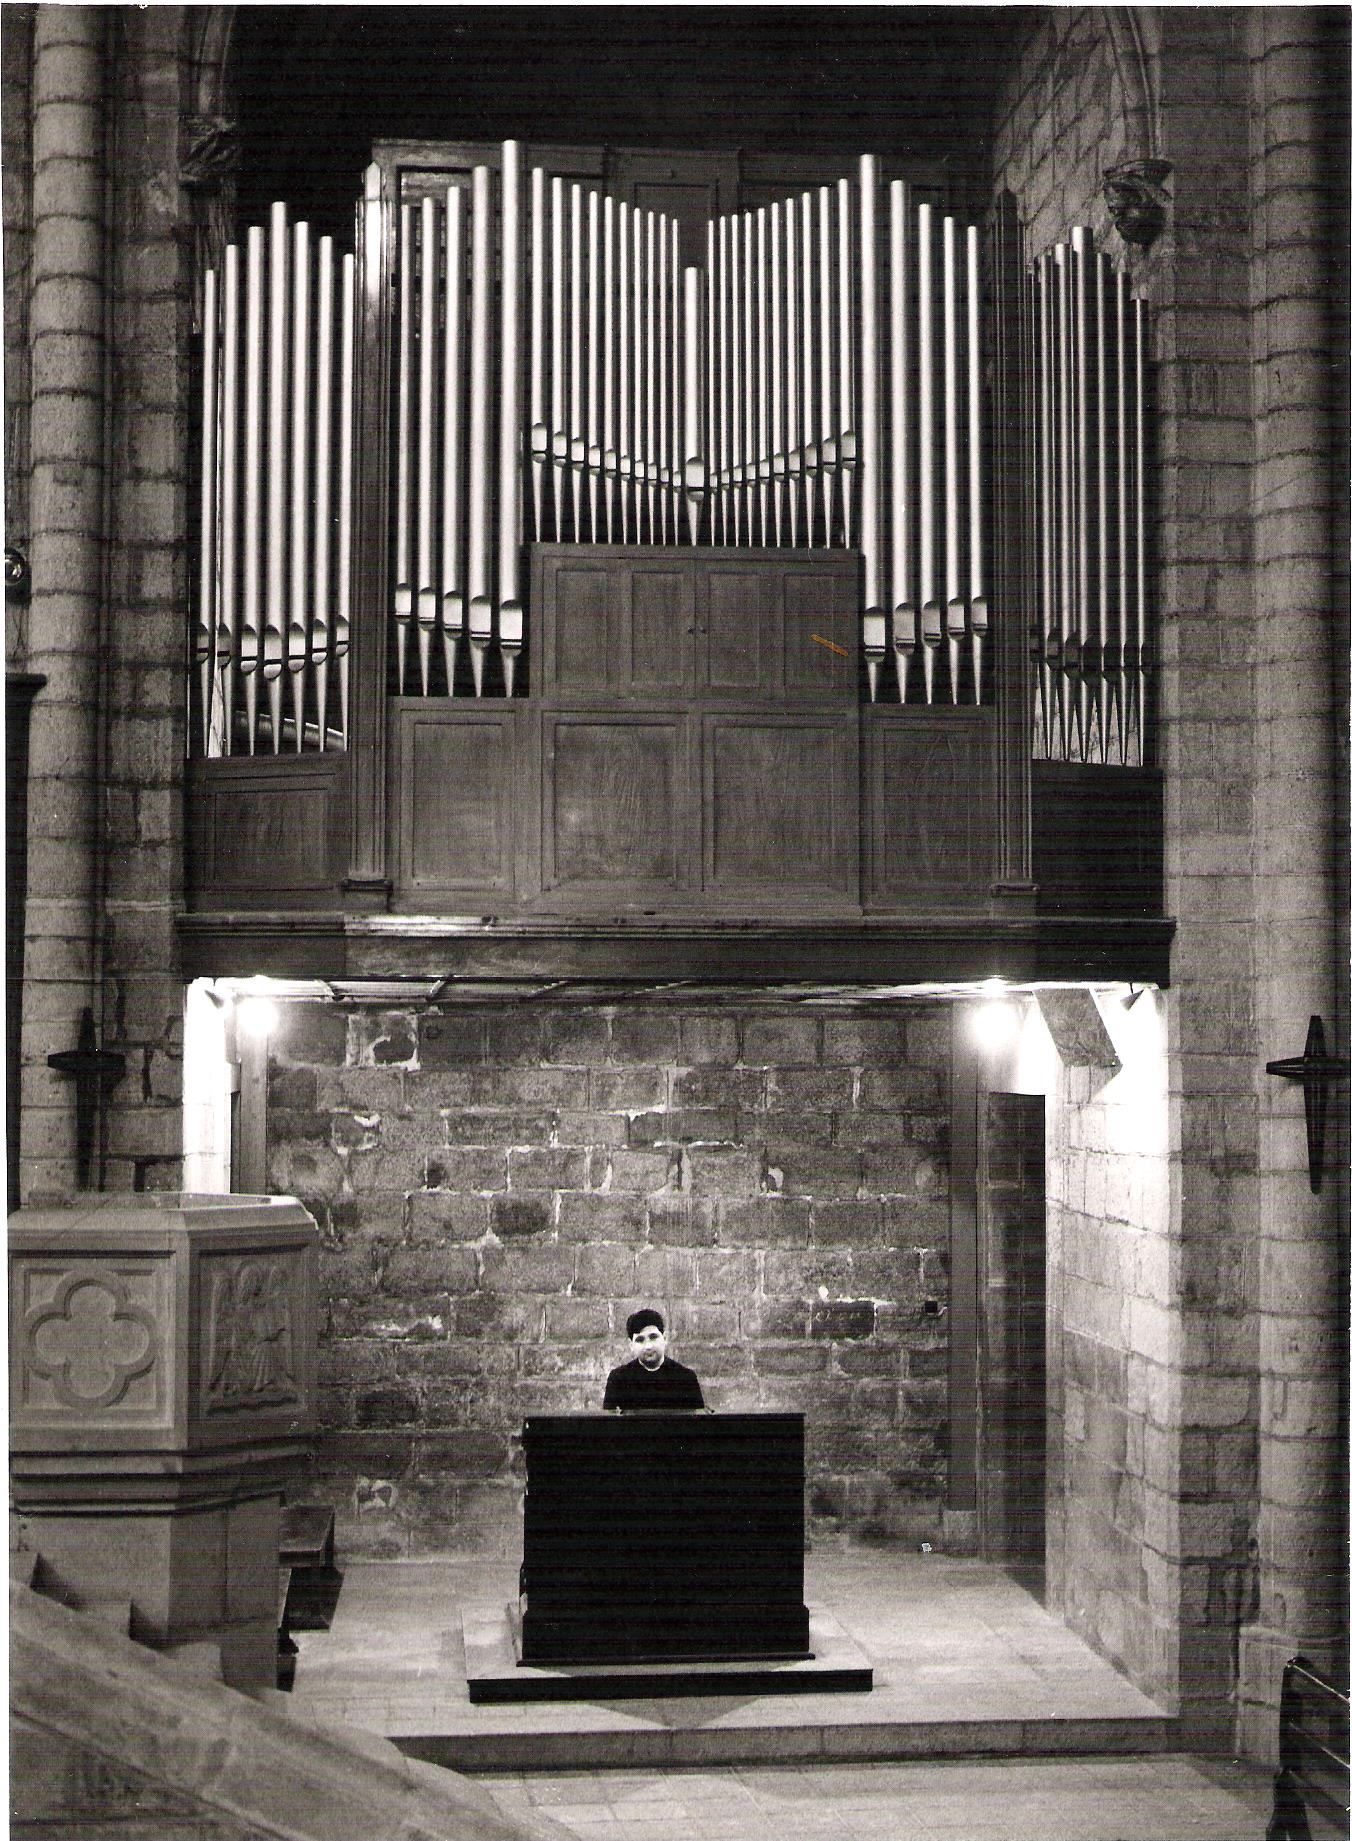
(625, 1306), (666, 1369)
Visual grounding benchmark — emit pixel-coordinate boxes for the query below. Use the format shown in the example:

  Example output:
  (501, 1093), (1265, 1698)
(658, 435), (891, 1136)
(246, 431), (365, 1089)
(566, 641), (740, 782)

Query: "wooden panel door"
(979, 1092), (1047, 1566)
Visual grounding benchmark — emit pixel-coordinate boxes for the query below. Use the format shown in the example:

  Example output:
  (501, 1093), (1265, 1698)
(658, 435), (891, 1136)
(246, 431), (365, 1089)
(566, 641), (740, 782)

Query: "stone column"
(21, 7), (107, 1199)
(1237, 5), (1348, 1760)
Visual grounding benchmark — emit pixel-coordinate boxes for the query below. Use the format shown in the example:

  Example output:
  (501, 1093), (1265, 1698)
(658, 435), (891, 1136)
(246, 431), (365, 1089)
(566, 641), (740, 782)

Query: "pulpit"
(519, 1411), (809, 1664)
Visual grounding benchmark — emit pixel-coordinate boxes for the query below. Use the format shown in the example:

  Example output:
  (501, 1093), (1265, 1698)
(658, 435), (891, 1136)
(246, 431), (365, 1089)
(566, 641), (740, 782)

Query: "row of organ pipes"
(1027, 227), (1149, 766)
(195, 209), (356, 755)
(389, 145), (987, 706)
(191, 142), (1150, 761)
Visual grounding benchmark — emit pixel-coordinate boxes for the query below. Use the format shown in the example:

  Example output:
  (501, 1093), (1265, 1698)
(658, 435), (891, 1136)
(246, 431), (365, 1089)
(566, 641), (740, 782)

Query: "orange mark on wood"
(810, 633), (849, 658)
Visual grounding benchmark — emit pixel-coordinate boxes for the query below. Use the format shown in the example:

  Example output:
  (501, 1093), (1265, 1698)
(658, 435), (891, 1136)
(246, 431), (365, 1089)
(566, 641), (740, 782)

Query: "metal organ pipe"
(336, 248), (355, 743)
(416, 196), (437, 695)
(196, 264), (219, 753)
(241, 224), (264, 751)
(837, 177), (855, 549)
(393, 201), (414, 694)
(264, 202), (289, 749)
(311, 233), (334, 744)
(467, 163), (493, 693)
(529, 167), (546, 539)
(857, 156), (883, 702)
(888, 181), (913, 704)
(966, 223), (987, 703)
(193, 151), (1075, 742)
(217, 242), (240, 753)
(499, 142), (524, 694)
(587, 189), (601, 540)
(442, 184), (465, 691)
(569, 180), (584, 540)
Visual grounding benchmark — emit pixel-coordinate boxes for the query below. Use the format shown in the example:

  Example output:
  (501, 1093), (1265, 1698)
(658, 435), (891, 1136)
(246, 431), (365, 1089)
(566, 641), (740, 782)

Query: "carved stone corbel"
(1103, 159), (1172, 248)
(180, 112), (240, 327)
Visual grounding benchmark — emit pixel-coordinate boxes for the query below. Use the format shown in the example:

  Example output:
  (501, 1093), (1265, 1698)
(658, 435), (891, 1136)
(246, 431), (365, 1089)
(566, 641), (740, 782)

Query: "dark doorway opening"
(978, 1090), (1047, 1584)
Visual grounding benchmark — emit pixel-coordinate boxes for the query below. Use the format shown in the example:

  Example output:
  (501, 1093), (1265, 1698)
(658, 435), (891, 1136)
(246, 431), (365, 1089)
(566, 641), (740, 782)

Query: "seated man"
(602, 1307), (705, 1410)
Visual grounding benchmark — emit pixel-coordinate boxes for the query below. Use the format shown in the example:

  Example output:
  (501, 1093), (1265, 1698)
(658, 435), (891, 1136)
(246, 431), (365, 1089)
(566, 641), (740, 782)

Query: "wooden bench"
(279, 1503), (341, 1633)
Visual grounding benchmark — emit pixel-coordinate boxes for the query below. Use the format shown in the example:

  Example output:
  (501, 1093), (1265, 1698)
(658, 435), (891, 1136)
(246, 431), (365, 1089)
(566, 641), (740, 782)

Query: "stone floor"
(285, 1549), (1338, 1837)
(478, 1755), (1286, 1841)
(291, 1548), (1171, 1768)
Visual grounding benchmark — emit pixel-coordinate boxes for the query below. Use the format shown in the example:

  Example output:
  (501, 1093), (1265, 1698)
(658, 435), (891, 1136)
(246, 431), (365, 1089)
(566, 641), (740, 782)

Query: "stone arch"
(1098, 6), (1161, 163)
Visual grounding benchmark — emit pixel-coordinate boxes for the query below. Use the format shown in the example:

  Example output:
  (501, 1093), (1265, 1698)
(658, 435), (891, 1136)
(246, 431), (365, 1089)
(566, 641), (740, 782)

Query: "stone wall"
(991, 8), (1264, 1743)
(265, 998), (952, 1557)
(3, 2), (34, 654)
(98, 8), (194, 1195)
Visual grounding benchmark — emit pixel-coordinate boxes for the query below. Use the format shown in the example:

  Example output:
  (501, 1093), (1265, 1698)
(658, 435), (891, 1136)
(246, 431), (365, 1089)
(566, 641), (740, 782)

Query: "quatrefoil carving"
(27, 1276), (157, 1409)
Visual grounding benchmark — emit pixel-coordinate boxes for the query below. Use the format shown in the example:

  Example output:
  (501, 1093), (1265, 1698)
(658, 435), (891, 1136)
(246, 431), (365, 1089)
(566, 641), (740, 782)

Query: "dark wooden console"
(519, 1412), (809, 1665)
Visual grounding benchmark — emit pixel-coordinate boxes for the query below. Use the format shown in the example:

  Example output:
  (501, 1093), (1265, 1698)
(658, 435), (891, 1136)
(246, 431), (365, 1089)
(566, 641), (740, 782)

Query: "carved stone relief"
(202, 1255), (302, 1411)
(25, 1273), (158, 1410)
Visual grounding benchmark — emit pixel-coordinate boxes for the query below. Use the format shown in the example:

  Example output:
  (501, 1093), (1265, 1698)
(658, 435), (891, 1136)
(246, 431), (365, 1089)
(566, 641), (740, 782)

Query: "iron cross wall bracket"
(1265, 1014), (1350, 1196)
(46, 1006), (126, 1192)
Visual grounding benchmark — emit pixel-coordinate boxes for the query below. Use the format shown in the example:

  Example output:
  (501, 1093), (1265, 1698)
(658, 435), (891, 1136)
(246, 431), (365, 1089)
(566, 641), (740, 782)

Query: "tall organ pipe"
(197, 265), (219, 752)
(264, 202), (289, 749)
(966, 223), (987, 702)
(498, 142), (523, 692)
(311, 236), (334, 745)
(942, 212), (964, 704)
(217, 242), (240, 752)
(442, 185), (465, 689)
(858, 156), (883, 700)
(288, 220), (312, 743)
(917, 201), (938, 703)
(241, 224), (265, 751)
(393, 201), (414, 692)
(416, 197), (437, 694)
(336, 250), (355, 741)
(467, 164), (493, 692)
(889, 181), (913, 702)
(529, 167), (546, 537)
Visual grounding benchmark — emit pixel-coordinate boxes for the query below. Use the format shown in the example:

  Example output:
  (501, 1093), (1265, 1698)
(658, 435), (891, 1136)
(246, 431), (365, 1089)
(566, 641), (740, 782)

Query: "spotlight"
(236, 995), (278, 1040)
(974, 999), (1018, 1051)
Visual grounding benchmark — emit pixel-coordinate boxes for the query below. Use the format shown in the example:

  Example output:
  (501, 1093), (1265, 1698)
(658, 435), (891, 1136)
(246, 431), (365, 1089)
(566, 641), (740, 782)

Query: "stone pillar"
(10, 1193), (319, 1694)
(21, 7), (107, 1200)
(1237, 5), (1348, 1760)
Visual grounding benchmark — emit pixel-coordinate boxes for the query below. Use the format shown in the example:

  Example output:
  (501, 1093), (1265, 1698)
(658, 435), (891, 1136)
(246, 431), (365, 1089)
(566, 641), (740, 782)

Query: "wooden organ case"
(182, 139), (1169, 986)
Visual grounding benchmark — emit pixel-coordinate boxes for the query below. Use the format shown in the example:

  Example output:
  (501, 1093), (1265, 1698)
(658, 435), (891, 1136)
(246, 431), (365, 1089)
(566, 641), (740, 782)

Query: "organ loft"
(5, 7), (1348, 1833)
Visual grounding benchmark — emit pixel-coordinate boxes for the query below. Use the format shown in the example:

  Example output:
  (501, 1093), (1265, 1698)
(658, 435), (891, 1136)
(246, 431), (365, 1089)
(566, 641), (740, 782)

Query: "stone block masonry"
(266, 999), (951, 1558)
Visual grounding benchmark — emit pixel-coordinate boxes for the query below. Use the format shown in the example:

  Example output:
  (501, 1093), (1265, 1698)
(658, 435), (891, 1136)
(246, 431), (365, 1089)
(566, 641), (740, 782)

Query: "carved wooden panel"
(186, 755), (347, 909)
(395, 704), (519, 895)
(701, 565), (769, 696)
(702, 715), (857, 901)
(536, 548), (696, 701)
(11, 1256), (171, 1430)
(781, 566), (859, 701)
(548, 561), (615, 692)
(543, 713), (688, 899)
(627, 564), (691, 694)
(864, 711), (996, 912)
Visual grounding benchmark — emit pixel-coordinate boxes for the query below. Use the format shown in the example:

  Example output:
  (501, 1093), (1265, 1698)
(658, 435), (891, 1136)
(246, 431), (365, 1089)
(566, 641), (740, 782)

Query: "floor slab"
(288, 1548), (1175, 1771)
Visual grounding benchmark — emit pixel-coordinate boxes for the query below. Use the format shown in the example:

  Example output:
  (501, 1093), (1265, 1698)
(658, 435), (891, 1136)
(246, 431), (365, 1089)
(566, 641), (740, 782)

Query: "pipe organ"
(1027, 227), (1150, 767)
(191, 147), (1152, 768)
(194, 207), (356, 757)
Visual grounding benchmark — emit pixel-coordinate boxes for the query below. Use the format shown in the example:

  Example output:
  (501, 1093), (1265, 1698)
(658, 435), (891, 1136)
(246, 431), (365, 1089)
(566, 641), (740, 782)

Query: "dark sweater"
(602, 1356), (705, 1411)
